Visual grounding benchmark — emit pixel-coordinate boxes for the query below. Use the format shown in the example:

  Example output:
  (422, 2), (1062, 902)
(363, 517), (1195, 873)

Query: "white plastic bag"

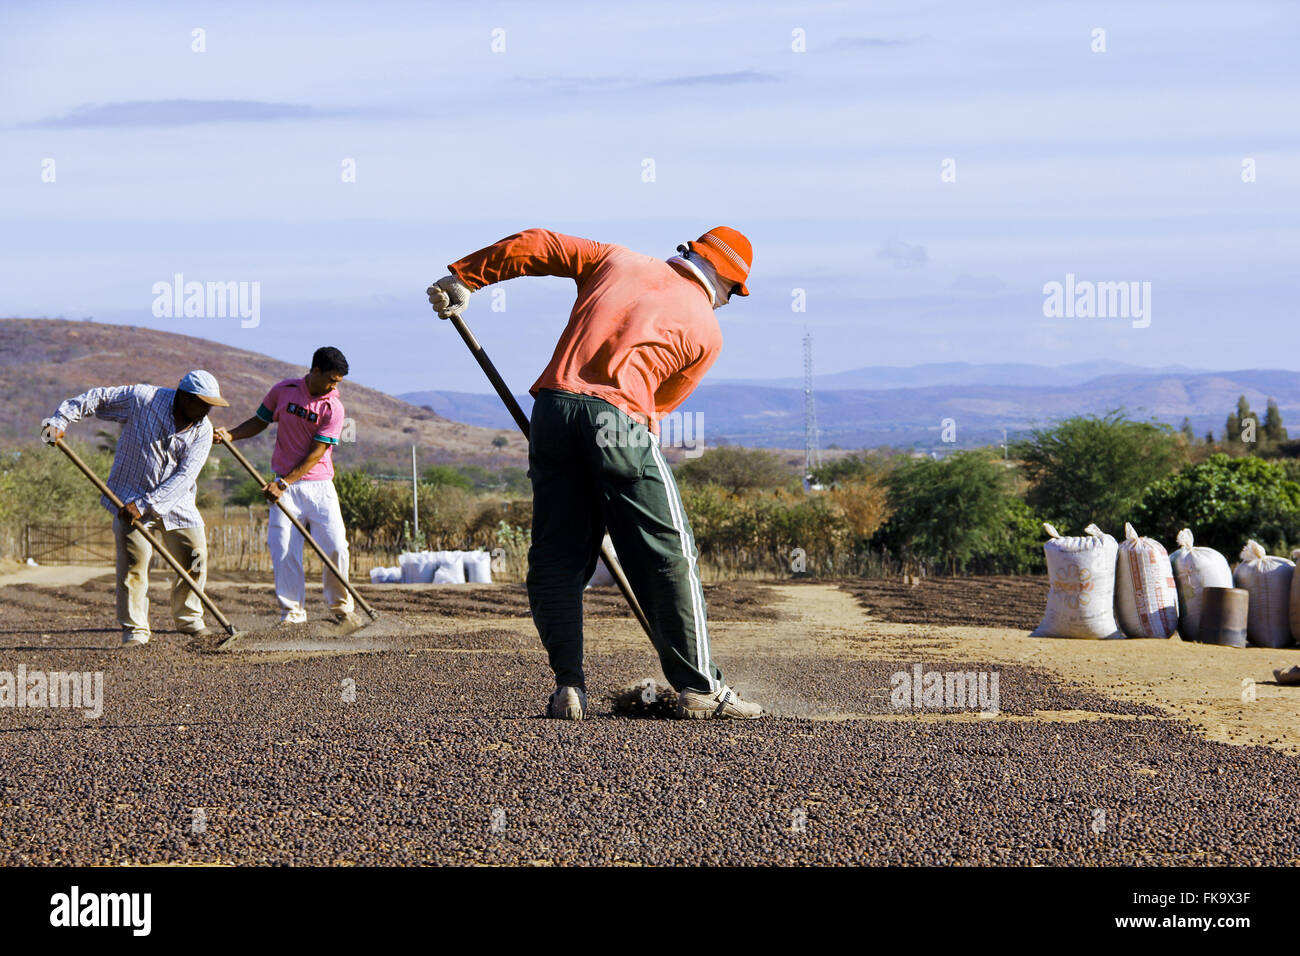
(1233, 540), (1294, 648)
(1115, 522), (1179, 639)
(1031, 523), (1124, 640)
(1169, 529), (1233, 642)
(464, 550), (493, 584)
(1292, 550), (1300, 643)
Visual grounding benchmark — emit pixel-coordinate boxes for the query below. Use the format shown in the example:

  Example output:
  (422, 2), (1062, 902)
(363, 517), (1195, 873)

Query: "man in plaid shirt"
(42, 371), (228, 646)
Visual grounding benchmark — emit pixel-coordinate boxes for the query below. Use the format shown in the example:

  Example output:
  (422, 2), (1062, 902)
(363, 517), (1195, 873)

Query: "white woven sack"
(398, 551), (435, 584)
(586, 534), (618, 588)
(1233, 540), (1295, 648)
(432, 550), (465, 583)
(464, 551), (493, 583)
(1169, 529), (1233, 642)
(432, 563), (462, 584)
(1115, 522), (1179, 639)
(1031, 523), (1124, 639)
(1292, 550), (1300, 643)
(400, 554), (436, 582)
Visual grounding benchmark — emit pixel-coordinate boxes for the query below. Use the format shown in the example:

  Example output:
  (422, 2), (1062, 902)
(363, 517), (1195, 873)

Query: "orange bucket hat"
(681, 226), (752, 296)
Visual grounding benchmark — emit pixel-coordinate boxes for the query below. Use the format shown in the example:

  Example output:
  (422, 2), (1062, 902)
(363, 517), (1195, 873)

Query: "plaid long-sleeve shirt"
(48, 385), (211, 530)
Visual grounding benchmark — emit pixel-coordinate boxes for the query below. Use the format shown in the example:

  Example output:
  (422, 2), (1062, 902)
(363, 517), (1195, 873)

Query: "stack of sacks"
(1114, 523), (1179, 639)
(368, 566), (402, 583)
(395, 549), (494, 584)
(1031, 523), (1124, 639)
(1169, 529), (1233, 642)
(1233, 541), (1295, 648)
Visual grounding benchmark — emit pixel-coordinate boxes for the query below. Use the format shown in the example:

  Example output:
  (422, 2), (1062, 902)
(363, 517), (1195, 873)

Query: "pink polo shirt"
(257, 378), (345, 481)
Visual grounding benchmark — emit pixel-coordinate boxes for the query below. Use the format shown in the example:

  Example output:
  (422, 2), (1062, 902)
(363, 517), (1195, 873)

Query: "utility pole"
(803, 328), (822, 487)
(411, 444), (419, 538)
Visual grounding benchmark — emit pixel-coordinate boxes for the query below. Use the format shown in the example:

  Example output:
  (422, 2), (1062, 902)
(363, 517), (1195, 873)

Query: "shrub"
(872, 451), (1034, 573)
(675, 446), (796, 495)
(1133, 453), (1300, 556)
(1014, 411), (1183, 533)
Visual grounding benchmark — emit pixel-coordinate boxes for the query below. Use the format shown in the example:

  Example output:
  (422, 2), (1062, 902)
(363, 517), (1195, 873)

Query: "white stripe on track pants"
(267, 479), (353, 623)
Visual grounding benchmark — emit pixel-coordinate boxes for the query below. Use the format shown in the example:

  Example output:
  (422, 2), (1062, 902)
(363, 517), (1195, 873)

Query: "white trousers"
(267, 479), (353, 622)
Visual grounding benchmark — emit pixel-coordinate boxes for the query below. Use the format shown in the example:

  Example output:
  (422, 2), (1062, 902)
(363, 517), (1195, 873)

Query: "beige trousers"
(113, 516), (207, 637)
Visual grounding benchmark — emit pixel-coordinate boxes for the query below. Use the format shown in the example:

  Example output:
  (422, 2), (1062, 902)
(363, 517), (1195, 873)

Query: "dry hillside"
(0, 319), (526, 468)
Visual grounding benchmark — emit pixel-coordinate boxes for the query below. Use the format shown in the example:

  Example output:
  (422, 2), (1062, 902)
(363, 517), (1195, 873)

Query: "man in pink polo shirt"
(215, 347), (355, 624)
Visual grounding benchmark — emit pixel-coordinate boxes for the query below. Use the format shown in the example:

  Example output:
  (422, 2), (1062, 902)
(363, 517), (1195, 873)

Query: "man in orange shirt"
(428, 228), (763, 720)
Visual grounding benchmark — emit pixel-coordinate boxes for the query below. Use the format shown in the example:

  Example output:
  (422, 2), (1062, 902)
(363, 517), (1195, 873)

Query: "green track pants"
(526, 389), (722, 694)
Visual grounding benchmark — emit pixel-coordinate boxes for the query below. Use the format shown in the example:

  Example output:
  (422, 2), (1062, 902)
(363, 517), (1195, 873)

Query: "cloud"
(645, 70), (780, 88)
(827, 35), (921, 51)
(25, 99), (369, 128)
(877, 238), (930, 268)
(520, 70), (781, 96)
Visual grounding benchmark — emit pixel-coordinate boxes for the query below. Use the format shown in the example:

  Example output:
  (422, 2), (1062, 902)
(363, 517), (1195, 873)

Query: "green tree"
(810, 453), (883, 487)
(871, 451), (1027, 573)
(227, 478), (265, 507)
(335, 468), (406, 544)
(1264, 398), (1288, 444)
(675, 446), (795, 495)
(1180, 417), (1196, 443)
(421, 464), (473, 490)
(1132, 453), (1300, 556)
(1226, 394), (1257, 447)
(1013, 411), (1182, 533)
(0, 442), (117, 527)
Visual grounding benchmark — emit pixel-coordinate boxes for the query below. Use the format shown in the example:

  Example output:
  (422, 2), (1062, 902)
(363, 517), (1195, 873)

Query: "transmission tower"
(803, 329), (822, 483)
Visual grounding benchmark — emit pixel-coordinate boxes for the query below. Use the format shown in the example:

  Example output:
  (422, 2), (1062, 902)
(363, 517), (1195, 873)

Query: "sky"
(1, 0), (1297, 397)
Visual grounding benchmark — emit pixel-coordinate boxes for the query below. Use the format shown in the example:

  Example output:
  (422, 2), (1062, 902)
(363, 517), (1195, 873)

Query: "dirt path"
(824, 581), (1300, 754)
(0, 563), (112, 589)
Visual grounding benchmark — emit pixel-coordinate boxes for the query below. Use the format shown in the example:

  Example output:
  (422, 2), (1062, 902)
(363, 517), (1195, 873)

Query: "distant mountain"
(403, 367), (1300, 451)
(1, 319), (527, 467)
(402, 389), (535, 431)
(676, 371), (1300, 449)
(718, 360), (1212, 391)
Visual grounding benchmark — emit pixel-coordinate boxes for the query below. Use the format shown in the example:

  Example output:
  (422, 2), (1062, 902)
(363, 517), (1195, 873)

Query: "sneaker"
(122, 630), (150, 646)
(546, 685), (588, 720)
(178, 625), (209, 638)
(677, 685), (764, 719)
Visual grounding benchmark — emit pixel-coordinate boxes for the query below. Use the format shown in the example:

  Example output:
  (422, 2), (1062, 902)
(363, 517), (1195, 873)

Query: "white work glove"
(426, 275), (472, 319)
(40, 419), (64, 444)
